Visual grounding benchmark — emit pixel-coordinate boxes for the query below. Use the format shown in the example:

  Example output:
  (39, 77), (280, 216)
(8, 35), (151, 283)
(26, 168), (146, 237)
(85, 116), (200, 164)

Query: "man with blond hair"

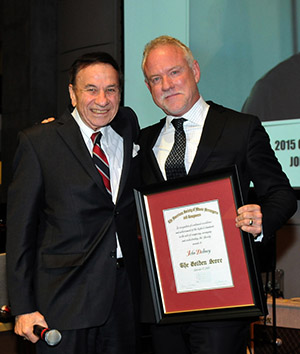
(138, 35), (296, 354)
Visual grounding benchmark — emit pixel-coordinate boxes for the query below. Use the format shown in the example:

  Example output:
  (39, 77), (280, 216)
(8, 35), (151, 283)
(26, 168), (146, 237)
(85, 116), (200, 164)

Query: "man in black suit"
(242, 53), (300, 121)
(6, 52), (140, 354)
(138, 35), (297, 354)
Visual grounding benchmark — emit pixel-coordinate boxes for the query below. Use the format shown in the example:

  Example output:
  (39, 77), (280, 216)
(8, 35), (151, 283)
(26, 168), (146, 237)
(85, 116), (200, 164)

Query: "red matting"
(145, 177), (254, 314)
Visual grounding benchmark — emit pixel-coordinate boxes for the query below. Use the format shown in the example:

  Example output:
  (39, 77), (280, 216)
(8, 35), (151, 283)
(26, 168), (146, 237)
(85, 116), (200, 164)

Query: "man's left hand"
(41, 117), (55, 124)
(236, 204), (262, 238)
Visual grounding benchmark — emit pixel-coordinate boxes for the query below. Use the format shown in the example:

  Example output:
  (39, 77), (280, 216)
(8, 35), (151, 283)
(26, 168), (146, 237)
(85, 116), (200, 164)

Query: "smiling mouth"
(164, 92), (180, 100)
(91, 108), (109, 114)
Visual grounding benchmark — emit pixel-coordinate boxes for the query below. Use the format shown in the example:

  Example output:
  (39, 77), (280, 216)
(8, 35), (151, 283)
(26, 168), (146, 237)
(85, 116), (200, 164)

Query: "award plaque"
(135, 166), (266, 323)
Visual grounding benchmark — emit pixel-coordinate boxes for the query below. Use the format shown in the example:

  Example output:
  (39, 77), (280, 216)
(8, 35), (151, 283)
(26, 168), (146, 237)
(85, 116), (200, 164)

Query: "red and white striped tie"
(91, 132), (111, 195)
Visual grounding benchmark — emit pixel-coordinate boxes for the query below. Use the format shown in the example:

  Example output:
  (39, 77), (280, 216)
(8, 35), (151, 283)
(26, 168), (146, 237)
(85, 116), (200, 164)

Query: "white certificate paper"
(163, 200), (233, 293)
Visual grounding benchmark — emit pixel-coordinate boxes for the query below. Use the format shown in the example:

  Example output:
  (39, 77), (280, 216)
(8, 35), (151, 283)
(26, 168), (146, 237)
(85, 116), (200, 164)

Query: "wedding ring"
(249, 218), (253, 226)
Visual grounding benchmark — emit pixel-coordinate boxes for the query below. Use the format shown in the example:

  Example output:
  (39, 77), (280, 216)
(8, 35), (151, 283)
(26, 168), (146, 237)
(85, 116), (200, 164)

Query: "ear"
(145, 79), (151, 92)
(192, 60), (201, 84)
(68, 85), (77, 107)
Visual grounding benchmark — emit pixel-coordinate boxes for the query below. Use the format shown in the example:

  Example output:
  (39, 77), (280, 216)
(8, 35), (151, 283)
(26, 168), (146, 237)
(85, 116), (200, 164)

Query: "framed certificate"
(134, 166), (266, 323)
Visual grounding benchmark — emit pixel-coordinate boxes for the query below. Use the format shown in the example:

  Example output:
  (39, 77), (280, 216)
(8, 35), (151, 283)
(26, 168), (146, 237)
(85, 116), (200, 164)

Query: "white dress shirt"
(153, 96), (210, 179)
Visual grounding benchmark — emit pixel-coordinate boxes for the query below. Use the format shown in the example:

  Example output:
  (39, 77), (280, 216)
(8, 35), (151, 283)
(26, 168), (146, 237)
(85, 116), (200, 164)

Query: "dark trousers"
(36, 266), (136, 354)
(150, 321), (250, 354)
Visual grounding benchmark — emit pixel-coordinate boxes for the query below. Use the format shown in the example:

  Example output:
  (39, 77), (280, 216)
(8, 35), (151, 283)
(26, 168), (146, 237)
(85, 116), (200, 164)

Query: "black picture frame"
(134, 166), (267, 324)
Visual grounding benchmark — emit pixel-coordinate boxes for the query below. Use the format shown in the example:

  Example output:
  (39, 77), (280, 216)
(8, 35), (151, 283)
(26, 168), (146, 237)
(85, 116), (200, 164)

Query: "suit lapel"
(110, 109), (133, 204)
(56, 111), (112, 197)
(146, 119), (166, 182)
(189, 104), (227, 175)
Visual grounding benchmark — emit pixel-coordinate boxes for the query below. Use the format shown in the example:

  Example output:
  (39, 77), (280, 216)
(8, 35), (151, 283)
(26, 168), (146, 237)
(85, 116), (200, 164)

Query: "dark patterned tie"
(91, 132), (111, 195)
(165, 118), (187, 180)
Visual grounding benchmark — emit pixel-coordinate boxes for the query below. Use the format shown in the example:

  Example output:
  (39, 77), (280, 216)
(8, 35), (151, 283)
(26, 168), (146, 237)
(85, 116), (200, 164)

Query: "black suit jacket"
(138, 101), (297, 322)
(6, 107), (140, 330)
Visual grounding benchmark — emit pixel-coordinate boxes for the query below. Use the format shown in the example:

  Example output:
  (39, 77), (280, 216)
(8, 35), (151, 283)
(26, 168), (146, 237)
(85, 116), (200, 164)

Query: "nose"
(161, 76), (174, 91)
(94, 90), (109, 106)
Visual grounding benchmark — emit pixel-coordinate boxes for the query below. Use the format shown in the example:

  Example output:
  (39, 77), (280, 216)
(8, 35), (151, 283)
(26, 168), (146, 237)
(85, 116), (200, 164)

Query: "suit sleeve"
(246, 117), (297, 237)
(6, 131), (43, 316)
(126, 106), (141, 189)
(127, 106), (140, 142)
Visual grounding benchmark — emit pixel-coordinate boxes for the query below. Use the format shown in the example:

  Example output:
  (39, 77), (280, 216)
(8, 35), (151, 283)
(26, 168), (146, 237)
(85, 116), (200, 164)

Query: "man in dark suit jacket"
(6, 52), (140, 354)
(138, 35), (297, 354)
(242, 53), (300, 121)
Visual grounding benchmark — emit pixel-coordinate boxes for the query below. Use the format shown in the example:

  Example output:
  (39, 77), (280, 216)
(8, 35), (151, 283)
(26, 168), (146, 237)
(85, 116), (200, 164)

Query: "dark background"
(0, 0), (124, 206)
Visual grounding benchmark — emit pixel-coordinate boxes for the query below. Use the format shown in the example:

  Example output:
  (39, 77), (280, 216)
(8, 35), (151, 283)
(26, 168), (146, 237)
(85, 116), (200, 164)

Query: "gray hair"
(142, 35), (195, 81)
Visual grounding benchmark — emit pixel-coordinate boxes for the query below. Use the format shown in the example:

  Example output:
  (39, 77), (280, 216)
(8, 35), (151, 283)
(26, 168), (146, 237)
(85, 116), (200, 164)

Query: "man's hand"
(41, 117), (55, 124)
(236, 204), (262, 238)
(14, 311), (48, 343)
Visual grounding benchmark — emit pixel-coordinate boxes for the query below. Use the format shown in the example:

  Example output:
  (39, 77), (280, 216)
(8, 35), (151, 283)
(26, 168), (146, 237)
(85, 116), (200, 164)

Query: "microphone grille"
(45, 329), (62, 346)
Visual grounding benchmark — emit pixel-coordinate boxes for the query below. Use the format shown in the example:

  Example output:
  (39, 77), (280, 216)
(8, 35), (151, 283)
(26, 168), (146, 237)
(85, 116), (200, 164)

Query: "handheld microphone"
(33, 325), (62, 346)
(0, 305), (13, 323)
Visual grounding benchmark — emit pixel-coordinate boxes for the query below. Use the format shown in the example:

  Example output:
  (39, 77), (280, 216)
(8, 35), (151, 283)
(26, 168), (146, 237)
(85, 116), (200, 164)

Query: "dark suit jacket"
(138, 101), (297, 322)
(6, 107), (140, 330)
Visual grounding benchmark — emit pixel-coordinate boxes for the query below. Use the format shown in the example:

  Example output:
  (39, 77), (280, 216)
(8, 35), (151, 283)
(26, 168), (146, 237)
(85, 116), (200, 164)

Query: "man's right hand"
(14, 311), (48, 343)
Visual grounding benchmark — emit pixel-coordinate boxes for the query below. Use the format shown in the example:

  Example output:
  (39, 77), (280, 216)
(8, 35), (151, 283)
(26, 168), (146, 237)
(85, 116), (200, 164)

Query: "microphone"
(0, 305), (13, 323)
(33, 325), (62, 346)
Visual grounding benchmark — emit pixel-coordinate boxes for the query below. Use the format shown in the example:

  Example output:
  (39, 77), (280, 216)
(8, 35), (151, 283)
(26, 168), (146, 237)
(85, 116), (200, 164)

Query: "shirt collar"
(72, 108), (107, 140)
(166, 95), (210, 128)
